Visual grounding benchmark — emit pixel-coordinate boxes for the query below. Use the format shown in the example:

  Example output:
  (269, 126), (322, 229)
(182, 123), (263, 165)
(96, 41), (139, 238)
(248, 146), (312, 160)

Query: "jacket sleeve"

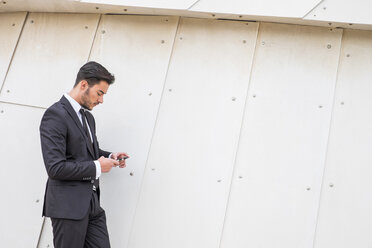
(99, 148), (111, 158)
(40, 107), (96, 181)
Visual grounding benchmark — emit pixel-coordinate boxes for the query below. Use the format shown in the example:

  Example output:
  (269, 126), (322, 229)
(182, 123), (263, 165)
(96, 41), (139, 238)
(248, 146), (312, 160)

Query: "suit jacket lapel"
(85, 113), (99, 159)
(59, 96), (95, 158)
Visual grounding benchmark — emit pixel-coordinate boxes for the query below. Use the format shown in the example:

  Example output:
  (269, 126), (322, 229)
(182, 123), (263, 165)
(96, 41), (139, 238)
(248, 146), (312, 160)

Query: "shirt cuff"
(94, 160), (101, 179)
(108, 153), (113, 159)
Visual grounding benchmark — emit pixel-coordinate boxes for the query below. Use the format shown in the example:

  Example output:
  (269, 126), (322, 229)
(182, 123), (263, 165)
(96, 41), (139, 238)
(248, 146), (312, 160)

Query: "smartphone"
(117, 156), (129, 161)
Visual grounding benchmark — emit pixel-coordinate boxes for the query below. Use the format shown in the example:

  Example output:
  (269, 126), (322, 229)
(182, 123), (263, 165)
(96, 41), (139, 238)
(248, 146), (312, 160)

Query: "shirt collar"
(64, 93), (84, 115)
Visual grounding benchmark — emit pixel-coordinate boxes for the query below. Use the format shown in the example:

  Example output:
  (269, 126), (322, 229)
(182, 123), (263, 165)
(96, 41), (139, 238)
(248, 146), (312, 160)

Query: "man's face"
(80, 80), (109, 110)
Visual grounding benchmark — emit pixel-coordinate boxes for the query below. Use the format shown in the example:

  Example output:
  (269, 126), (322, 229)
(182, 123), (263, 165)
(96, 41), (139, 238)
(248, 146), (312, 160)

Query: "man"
(40, 61), (129, 248)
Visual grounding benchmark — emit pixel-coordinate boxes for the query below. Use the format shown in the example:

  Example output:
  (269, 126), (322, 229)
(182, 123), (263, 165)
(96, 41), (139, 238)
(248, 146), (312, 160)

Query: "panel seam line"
(87, 14), (102, 61)
(0, 12), (29, 95)
(125, 16), (182, 248)
(0, 100), (47, 110)
(217, 22), (261, 248)
(311, 29), (345, 248)
(302, 0), (325, 19)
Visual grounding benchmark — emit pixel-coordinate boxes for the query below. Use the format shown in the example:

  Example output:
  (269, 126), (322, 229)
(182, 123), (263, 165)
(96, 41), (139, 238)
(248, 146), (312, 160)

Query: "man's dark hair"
(74, 61), (115, 87)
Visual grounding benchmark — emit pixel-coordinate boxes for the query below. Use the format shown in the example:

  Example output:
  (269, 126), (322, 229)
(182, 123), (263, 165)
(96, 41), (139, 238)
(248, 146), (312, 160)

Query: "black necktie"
(79, 108), (92, 143)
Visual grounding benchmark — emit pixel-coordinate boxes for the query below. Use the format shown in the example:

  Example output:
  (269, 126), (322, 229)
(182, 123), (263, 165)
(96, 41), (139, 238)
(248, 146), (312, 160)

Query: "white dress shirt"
(64, 93), (102, 179)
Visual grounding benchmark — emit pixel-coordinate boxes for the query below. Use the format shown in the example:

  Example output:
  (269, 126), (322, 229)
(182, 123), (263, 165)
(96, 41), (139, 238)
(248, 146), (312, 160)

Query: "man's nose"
(98, 96), (103, 103)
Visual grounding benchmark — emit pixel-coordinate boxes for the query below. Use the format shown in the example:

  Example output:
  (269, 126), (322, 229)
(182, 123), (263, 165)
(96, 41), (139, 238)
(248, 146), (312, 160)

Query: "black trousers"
(51, 191), (110, 248)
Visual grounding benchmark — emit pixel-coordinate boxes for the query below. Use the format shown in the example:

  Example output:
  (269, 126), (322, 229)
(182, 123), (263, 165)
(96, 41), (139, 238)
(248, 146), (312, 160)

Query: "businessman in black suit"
(40, 61), (129, 248)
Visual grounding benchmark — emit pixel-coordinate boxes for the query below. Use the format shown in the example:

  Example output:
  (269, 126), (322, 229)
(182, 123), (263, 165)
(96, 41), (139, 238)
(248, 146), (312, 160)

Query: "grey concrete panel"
(128, 18), (259, 248)
(305, 0), (372, 26)
(0, 13), (100, 108)
(314, 29), (372, 248)
(220, 23), (343, 248)
(191, 0), (321, 18)
(0, 12), (26, 91)
(89, 15), (179, 248)
(0, 103), (46, 247)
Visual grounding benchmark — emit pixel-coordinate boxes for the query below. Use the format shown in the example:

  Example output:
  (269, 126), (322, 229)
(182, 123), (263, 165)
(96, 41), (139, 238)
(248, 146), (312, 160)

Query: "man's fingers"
(118, 152), (129, 158)
(111, 159), (120, 166)
(111, 152), (129, 169)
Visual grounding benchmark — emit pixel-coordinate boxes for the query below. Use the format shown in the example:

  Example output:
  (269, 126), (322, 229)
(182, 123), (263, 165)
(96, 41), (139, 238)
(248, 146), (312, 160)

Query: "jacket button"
(91, 180), (94, 183)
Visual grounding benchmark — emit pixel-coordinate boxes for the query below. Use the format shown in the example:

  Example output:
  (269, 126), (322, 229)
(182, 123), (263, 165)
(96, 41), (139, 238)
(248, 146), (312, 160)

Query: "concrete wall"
(3, 0), (372, 32)
(1, 12), (372, 248)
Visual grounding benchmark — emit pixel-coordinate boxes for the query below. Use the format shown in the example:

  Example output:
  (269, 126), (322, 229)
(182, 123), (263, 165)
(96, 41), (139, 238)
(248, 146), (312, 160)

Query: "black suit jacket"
(40, 96), (111, 220)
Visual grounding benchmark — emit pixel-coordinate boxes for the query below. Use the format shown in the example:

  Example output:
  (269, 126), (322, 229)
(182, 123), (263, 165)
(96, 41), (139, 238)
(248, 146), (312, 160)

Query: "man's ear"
(80, 80), (88, 90)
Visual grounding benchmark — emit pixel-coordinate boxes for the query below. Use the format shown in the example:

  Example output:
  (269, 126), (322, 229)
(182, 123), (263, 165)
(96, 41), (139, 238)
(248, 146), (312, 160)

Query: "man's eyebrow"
(98, 90), (106, 94)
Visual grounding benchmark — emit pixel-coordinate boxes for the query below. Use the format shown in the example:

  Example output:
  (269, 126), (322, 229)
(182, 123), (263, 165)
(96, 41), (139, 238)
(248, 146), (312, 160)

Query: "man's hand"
(98, 156), (119, 173)
(110, 152), (130, 168)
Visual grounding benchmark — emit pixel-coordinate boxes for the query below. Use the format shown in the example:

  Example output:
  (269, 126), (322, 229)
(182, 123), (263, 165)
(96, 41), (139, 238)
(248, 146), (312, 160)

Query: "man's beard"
(81, 87), (92, 110)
